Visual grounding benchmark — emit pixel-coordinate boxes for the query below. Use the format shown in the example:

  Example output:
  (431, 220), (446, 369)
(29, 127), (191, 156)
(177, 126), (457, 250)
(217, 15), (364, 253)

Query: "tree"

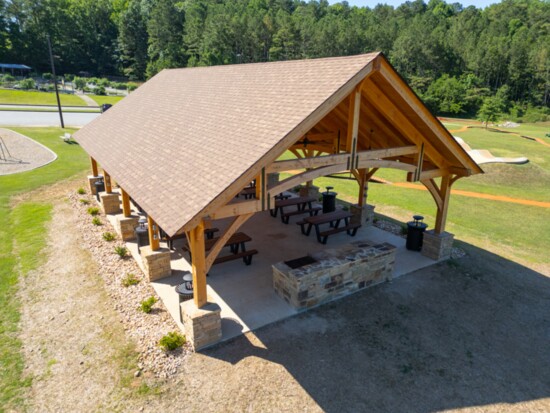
(477, 96), (505, 127)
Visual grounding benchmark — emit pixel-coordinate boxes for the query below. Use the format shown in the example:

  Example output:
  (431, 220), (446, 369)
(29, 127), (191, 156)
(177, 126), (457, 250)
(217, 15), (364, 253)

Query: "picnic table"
(162, 227), (219, 250)
(270, 195), (321, 224)
(297, 210), (361, 244)
(182, 231), (257, 266)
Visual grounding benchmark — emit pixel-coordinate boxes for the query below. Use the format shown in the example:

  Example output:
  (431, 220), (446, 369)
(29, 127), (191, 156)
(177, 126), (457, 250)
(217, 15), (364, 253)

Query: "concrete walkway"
(115, 206), (438, 343)
(75, 93), (99, 107)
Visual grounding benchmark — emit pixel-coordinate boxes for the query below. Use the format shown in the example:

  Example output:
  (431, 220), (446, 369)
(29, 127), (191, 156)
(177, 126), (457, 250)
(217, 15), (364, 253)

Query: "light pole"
(46, 35), (64, 129)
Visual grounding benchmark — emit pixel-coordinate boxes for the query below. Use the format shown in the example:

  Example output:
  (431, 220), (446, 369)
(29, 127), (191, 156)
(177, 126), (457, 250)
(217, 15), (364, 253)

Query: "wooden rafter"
(205, 213), (253, 272)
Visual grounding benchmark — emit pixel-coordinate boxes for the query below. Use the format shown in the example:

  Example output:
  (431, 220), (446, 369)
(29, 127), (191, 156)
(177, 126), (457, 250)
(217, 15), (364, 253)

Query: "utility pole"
(47, 35), (64, 128)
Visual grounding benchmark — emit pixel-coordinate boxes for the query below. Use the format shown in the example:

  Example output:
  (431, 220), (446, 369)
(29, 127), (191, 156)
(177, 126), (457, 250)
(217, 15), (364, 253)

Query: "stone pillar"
(99, 192), (121, 215)
(114, 214), (139, 241)
(299, 184), (320, 199)
(421, 230), (454, 261)
(88, 175), (103, 195)
(180, 300), (222, 350)
(140, 246), (171, 281)
(350, 204), (375, 226)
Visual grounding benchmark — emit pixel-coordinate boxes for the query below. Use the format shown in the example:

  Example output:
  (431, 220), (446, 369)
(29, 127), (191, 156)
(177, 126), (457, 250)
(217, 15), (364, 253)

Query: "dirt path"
(18, 199), (134, 412)
(393, 182), (550, 208)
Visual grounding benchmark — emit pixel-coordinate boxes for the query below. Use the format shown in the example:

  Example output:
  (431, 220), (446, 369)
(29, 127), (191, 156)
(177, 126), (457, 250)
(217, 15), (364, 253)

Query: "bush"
(95, 86), (106, 96)
(74, 77), (86, 90)
(140, 296), (158, 313)
(127, 83), (138, 92)
(159, 332), (186, 351)
(87, 206), (100, 216)
(79, 199), (90, 205)
(88, 77), (100, 85)
(112, 82), (127, 90)
(82, 86), (91, 93)
(64, 74), (75, 82)
(97, 78), (110, 87)
(77, 187), (86, 195)
(122, 273), (140, 287)
(114, 245), (128, 258)
(19, 78), (36, 90)
(92, 217), (102, 226)
(102, 232), (116, 241)
(42, 72), (53, 80)
(2, 74), (15, 82)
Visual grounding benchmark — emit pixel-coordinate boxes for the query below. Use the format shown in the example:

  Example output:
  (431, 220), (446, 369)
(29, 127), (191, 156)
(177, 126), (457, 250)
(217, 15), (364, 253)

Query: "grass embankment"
(0, 127), (88, 410)
(89, 95), (124, 106)
(0, 89), (87, 106)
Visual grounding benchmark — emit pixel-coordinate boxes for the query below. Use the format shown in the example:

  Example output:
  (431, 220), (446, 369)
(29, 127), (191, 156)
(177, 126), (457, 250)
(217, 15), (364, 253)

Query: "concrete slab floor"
(106, 206), (439, 343)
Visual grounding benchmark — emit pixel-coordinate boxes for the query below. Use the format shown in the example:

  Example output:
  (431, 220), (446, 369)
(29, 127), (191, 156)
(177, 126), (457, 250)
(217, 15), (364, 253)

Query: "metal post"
(46, 35), (64, 129)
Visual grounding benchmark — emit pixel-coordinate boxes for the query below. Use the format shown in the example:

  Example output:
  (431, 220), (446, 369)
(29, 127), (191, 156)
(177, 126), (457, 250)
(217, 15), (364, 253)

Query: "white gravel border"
(0, 128), (58, 175)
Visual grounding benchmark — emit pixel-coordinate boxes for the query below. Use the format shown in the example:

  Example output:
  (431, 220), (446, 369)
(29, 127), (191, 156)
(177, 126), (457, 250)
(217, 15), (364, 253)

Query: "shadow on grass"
(202, 241), (550, 412)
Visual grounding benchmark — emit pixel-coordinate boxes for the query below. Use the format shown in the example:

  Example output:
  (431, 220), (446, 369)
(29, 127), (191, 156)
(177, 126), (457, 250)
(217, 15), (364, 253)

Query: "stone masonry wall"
(115, 215), (139, 241)
(140, 246), (172, 281)
(99, 192), (121, 215)
(180, 300), (222, 350)
(273, 240), (396, 310)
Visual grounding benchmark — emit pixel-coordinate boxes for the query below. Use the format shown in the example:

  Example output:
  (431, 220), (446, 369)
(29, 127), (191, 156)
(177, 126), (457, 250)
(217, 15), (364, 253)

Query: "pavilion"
(74, 52), (482, 349)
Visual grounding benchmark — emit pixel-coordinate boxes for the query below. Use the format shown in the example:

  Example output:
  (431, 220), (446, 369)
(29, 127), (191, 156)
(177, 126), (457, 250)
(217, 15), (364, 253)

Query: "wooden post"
(346, 89), (361, 168)
(357, 168), (367, 206)
(91, 157), (99, 176)
(102, 169), (112, 193)
(147, 215), (160, 251)
(121, 188), (131, 217)
(190, 220), (207, 308)
(435, 175), (451, 234)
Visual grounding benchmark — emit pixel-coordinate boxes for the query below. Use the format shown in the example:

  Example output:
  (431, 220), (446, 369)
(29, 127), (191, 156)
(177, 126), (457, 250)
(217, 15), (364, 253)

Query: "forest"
(0, 0), (548, 119)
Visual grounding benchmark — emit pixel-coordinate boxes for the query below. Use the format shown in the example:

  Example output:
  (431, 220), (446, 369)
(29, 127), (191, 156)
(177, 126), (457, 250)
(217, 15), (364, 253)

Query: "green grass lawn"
(88, 95), (124, 106)
(0, 89), (87, 106)
(0, 127), (88, 410)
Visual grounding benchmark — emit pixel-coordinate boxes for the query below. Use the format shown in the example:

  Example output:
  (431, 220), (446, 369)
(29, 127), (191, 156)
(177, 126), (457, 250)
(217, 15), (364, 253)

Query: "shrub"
(127, 83), (138, 92)
(159, 332), (186, 351)
(79, 198), (90, 205)
(87, 206), (100, 216)
(97, 78), (110, 87)
(19, 78), (36, 90)
(77, 187), (86, 195)
(140, 296), (157, 313)
(102, 232), (116, 241)
(95, 86), (106, 96)
(122, 273), (140, 287)
(114, 245), (128, 258)
(2, 74), (15, 82)
(64, 74), (75, 82)
(92, 217), (102, 226)
(42, 72), (53, 80)
(112, 82), (127, 90)
(73, 77), (86, 90)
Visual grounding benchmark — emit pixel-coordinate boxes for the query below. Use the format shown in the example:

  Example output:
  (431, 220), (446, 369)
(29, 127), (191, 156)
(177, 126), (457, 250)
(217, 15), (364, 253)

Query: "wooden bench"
(318, 222), (361, 244)
(281, 206), (321, 224)
(213, 249), (258, 265)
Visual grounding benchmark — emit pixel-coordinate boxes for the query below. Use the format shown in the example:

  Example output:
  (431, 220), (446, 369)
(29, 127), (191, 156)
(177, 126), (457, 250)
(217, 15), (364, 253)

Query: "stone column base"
(99, 192), (121, 215)
(88, 175), (103, 195)
(180, 300), (222, 350)
(299, 185), (320, 199)
(140, 246), (172, 281)
(421, 230), (454, 261)
(114, 214), (139, 241)
(350, 204), (375, 226)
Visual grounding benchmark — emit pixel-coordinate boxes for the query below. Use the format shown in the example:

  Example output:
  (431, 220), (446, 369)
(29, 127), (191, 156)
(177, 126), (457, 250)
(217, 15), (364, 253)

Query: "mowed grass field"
(0, 128), (88, 409)
(89, 95), (124, 106)
(0, 89), (87, 106)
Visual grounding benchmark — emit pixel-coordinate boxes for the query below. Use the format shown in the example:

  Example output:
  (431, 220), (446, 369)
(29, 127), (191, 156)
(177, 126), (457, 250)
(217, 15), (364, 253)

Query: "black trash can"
(134, 217), (150, 253)
(94, 179), (105, 201)
(322, 186), (337, 213)
(406, 215), (428, 251)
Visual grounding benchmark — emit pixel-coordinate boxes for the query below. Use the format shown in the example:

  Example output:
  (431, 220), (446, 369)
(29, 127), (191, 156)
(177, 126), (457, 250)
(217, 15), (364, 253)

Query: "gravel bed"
(69, 192), (191, 378)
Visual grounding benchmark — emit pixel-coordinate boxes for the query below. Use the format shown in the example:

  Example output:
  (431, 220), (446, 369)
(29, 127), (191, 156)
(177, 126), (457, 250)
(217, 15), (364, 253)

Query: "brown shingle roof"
(74, 53), (380, 236)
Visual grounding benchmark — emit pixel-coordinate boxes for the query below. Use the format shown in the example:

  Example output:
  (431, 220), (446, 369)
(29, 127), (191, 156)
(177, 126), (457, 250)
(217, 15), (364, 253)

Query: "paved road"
(0, 104), (99, 112)
(0, 110), (100, 127)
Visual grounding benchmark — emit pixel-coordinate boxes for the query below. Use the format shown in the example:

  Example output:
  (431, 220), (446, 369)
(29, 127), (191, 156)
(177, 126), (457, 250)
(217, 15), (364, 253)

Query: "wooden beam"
(205, 213), (253, 272)
(363, 79), (447, 168)
(412, 143), (425, 182)
(355, 159), (416, 172)
(435, 175), (451, 234)
(269, 163), (348, 195)
(366, 168), (379, 181)
(421, 178), (443, 211)
(378, 59), (482, 174)
(121, 188), (131, 217)
(210, 199), (268, 220)
(346, 90), (361, 169)
(91, 157), (98, 176)
(102, 169), (112, 193)
(147, 215), (160, 251)
(267, 146), (418, 173)
(190, 220), (207, 308)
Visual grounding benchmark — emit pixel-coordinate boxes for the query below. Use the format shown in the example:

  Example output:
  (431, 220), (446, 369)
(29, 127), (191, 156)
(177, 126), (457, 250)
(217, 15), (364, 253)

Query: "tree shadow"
(202, 242), (550, 412)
